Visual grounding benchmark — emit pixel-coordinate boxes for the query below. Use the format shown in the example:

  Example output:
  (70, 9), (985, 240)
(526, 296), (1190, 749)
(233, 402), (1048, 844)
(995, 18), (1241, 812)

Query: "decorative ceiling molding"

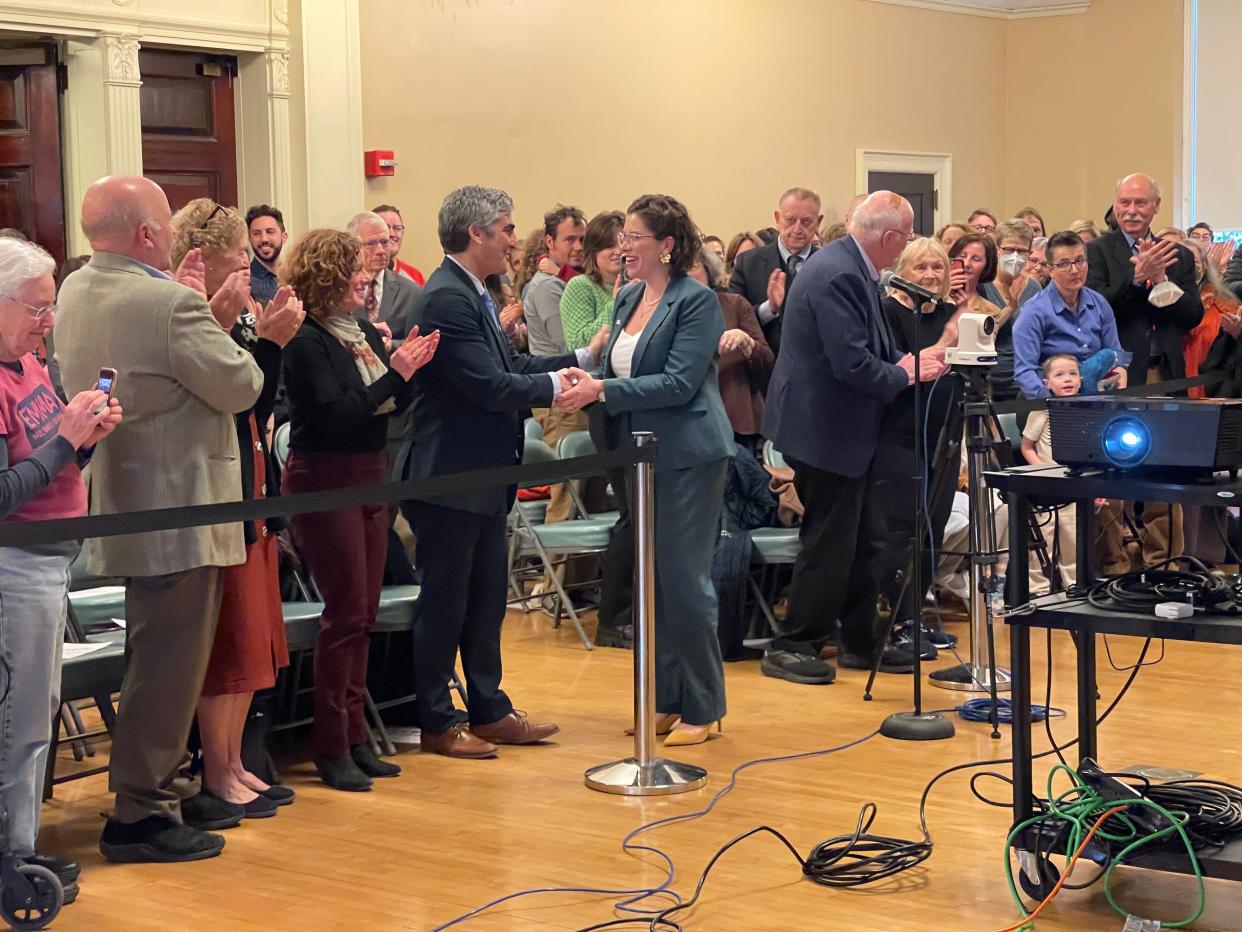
(860, 0), (1091, 20)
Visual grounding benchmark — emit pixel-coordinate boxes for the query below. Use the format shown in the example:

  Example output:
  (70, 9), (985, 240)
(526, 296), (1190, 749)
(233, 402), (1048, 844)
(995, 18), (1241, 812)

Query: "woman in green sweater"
(561, 211), (624, 350)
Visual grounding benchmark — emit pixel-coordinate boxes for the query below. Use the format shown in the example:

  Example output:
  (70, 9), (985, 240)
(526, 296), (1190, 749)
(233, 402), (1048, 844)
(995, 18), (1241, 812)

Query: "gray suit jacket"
(54, 252), (264, 577)
(356, 269), (421, 344)
(355, 268), (422, 445)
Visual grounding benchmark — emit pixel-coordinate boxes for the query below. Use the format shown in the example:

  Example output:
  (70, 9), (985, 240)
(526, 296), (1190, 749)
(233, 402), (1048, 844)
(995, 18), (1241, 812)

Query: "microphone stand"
(879, 287), (955, 742)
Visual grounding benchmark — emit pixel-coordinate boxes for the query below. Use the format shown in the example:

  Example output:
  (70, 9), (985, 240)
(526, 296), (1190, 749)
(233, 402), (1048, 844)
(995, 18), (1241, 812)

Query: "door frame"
(855, 149), (952, 231)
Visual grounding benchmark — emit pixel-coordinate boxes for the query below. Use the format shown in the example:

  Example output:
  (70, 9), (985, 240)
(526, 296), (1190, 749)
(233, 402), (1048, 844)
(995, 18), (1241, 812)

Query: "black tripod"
(868, 365), (1060, 737)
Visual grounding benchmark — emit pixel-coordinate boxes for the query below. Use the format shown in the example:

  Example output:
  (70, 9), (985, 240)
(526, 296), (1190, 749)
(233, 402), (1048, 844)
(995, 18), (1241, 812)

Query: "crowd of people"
(0, 167), (1239, 906)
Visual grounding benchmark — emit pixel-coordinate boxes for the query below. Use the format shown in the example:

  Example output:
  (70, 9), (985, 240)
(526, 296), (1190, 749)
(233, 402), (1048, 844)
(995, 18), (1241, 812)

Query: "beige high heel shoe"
(625, 713), (680, 737)
(662, 720), (723, 747)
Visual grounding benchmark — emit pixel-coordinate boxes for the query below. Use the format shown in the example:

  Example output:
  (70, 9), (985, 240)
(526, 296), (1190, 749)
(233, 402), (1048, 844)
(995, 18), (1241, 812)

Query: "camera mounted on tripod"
(945, 313), (997, 367)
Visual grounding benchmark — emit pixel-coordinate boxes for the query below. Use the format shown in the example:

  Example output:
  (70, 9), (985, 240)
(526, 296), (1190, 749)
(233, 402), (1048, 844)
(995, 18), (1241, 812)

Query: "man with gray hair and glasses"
(397, 186), (608, 759)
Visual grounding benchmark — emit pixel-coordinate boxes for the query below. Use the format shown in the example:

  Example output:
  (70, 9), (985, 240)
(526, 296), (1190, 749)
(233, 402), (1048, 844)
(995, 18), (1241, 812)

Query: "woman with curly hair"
(280, 229), (439, 790)
(555, 195), (734, 746)
(169, 198), (305, 819)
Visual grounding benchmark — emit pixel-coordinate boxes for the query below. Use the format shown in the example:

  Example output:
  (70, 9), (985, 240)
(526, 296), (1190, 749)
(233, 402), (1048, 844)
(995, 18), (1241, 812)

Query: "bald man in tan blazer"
(55, 176), (263, 863)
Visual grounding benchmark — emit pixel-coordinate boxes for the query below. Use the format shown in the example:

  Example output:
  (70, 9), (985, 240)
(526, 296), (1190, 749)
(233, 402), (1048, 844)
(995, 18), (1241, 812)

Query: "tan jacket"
(54, 252), (264, 577)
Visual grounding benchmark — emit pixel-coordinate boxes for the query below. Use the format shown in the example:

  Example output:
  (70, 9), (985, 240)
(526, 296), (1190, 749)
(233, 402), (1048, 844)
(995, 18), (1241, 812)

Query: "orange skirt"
(201, 528), (290, 695)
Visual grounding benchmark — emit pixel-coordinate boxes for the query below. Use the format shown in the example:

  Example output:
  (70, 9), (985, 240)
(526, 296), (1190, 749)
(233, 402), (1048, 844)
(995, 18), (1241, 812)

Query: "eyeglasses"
(999, 247), (1031, 258)
(198, 204), (226, 229)
(9, 298), (56, 320)
(1187, 231), (1212, 241)
(361, 238), (392, 250)
(1051, 257), (1089, 272)
(616, 231), (656, 246)
(885, 229), (916, 243)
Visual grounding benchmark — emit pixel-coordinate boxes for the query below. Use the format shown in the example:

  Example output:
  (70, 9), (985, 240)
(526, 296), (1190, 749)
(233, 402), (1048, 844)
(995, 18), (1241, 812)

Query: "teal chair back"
(996, 412), (1023, 454)
(524, 417), (543, 442)
(523, 438), (557, 465)
(273, 421), (291, 467)
(557, 430), (597, 460)
(762, 440), (789, 471)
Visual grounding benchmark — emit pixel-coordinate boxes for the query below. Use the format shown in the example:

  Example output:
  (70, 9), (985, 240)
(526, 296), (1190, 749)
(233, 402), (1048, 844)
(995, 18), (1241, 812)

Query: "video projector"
(1048, 395), (1242, 479)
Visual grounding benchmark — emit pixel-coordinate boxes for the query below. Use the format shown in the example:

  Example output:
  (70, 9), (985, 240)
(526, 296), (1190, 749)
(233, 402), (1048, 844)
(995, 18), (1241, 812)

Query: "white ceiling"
(863, 0), (1092, 19)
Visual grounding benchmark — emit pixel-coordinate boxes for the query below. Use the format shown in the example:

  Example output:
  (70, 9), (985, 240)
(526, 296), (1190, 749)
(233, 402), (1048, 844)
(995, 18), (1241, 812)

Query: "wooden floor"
(40, 605), (1242, 931)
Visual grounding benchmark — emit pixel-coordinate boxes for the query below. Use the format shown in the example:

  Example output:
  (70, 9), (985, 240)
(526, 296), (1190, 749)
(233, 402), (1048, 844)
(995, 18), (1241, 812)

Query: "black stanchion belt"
(987, 371), (1228, 418)
(0, 445), (650, 549)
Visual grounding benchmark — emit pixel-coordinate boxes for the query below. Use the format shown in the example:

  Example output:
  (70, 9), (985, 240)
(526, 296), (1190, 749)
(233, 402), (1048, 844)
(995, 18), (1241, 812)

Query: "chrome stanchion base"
(929, 663), (1013, 692)
(584, 757), (708, 796)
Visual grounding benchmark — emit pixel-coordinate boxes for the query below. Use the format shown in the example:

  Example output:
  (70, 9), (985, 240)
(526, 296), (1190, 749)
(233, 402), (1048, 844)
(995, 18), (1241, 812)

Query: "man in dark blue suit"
(761, 192), (946, 685)
(396, 186), (608, 758)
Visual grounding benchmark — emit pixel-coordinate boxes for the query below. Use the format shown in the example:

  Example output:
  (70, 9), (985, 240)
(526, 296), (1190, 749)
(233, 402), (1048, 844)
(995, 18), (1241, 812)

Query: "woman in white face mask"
(983, 219), (1044, 312)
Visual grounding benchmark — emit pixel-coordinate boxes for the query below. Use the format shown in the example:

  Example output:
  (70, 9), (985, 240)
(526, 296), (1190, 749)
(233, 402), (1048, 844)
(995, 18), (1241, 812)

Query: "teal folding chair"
(555, 430), (620, 522)
(506, 436), (617, 650)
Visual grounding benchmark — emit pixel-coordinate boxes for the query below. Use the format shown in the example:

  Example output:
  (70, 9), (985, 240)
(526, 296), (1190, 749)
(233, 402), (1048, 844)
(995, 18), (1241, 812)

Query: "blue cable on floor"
(954, 697), (1064, 723)
(429, 727), (884, 931)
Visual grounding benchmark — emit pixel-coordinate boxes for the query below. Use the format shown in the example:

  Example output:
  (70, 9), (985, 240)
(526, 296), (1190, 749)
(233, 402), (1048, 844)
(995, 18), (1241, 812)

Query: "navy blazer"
(591, 275), (733, 473)
(1085, 228), (1203, 383)
(397, 257), (576, 516)
(761, 236), (907, 478)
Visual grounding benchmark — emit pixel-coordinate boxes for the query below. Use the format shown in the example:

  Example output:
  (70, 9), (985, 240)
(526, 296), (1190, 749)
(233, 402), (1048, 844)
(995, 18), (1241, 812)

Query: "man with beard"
(245, 205), (288, 305)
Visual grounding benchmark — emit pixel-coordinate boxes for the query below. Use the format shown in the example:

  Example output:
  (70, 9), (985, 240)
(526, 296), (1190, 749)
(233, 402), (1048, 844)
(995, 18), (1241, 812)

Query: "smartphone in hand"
(96, 367), (118, 399)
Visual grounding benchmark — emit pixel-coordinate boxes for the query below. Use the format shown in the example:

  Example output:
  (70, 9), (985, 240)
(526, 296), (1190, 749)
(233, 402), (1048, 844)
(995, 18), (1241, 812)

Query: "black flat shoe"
(351, 744), (401, 778)
(242, 794), (280, 819)
(181, 790), (245, 830)
(259, 785), (296, 806)
(315, 754), (373, 792)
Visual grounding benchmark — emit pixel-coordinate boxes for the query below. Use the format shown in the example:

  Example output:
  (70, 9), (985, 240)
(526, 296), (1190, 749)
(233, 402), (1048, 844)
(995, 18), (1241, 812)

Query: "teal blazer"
(592, 274), (734, 472)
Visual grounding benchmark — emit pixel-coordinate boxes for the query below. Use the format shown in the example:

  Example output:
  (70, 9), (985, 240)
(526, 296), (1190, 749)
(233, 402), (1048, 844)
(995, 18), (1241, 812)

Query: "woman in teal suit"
(556, 194), (734, 745)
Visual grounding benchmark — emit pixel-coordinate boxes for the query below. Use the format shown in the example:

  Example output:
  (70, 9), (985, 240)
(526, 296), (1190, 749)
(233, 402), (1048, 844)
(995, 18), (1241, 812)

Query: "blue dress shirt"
(1011, 284), (1122, 398)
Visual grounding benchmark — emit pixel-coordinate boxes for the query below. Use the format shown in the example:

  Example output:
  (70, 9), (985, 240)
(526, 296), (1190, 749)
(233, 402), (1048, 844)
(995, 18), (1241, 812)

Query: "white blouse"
(610, 329), (641, 379)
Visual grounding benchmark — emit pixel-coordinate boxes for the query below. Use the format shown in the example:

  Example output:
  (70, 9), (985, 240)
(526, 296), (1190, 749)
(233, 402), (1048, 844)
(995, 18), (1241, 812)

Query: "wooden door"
(868, 170), (936, 236)
(0, 47), (66, 264)
(140, 50), (237, 211)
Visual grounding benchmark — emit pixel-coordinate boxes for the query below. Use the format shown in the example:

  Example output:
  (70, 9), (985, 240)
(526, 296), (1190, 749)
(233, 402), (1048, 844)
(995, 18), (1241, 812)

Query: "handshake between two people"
(552, 323), (613, 411)
(896, 345), (948, 385)
(554, 367), (603, 412)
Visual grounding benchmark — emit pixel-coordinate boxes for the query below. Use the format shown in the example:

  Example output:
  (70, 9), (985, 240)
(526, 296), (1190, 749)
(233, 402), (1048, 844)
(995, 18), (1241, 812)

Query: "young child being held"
(1021, 353), (1080, 467)
(1019, 353), (1081, 592)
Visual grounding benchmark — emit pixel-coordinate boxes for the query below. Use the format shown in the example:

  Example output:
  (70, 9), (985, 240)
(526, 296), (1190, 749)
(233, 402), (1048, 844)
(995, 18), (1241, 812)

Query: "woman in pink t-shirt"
(0, 238), (122, 901)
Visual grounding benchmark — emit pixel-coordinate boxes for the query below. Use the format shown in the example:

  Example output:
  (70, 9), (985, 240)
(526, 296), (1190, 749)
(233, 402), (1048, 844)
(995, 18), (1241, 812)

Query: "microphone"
(880, 270), (954, 309)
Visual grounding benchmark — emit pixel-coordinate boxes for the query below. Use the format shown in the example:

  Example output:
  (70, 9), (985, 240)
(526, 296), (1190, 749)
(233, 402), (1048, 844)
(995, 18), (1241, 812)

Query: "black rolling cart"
(986, 464), (1242, 883)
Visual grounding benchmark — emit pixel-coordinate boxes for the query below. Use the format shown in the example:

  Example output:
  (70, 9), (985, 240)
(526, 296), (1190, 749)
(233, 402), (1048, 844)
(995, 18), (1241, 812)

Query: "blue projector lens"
(1101, 416), (1151, 467)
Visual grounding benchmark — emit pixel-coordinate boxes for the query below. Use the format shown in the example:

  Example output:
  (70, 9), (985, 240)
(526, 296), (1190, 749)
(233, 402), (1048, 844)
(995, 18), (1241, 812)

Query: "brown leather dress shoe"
(471, 711), (560, 745)
(420, 723), (498, 759)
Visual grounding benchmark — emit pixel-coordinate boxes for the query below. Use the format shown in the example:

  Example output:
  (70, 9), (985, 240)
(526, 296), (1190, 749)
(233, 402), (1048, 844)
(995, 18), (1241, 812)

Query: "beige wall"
(358, 0), (1010, 270)
(1003, 0), (1184, 233)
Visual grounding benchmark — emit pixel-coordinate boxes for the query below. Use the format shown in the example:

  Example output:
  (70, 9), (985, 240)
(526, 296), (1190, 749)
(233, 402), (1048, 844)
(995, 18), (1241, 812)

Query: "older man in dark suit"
(760, 192), (945, 685)
(397, 186), (607, 759)
(728, 187), (822, 359)
(1085, 173), (1203, 385)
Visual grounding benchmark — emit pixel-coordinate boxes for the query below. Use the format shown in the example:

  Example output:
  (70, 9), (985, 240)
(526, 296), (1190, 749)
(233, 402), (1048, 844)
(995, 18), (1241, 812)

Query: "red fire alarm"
(364, 150), (396, 177)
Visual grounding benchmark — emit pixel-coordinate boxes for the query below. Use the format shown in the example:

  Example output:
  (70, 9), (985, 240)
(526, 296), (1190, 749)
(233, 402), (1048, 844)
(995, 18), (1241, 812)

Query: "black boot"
(314, 754), (373, 792)
(351, 743), (401, 778)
